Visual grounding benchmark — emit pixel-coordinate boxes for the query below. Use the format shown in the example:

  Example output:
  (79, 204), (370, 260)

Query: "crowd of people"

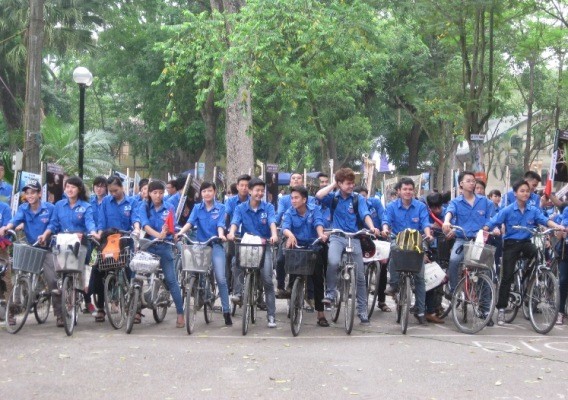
(0, 161), (567, 333)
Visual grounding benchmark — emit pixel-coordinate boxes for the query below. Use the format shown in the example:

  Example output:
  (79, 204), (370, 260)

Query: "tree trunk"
(406, 123), (421, 175)
(200, 88), (220, 182)
(23, 0), (45, 173)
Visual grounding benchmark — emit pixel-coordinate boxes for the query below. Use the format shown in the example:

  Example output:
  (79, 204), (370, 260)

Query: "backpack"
(330, 193), (364, 229)
(395, 229), (423, 253)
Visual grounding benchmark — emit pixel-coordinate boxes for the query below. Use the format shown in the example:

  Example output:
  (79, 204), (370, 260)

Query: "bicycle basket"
(129, 251), (160, 274)
(390, 248), (424, 273)
(12, 243), (47, 274)
(181, 244), (212, 272)
(283, 248), (318, 275)
(463, 243), (496, 269)
(235, 243), (266, 270)
(97, 248), (130, 271)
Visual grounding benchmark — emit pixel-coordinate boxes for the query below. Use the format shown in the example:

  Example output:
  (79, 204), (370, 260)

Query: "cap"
(23, 180), (41, 192)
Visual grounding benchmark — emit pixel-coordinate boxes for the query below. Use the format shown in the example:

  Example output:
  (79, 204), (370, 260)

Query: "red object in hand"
(166, 210), (175, 234)
(0, 237), (12, 249)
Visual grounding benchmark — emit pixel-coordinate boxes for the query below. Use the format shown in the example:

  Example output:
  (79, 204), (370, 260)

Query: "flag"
(166, 210), (175, 234)
(545, 130), (560, 197)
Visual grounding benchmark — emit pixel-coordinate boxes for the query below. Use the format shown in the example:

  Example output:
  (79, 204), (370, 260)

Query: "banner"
(265, 163), (279, 208)
(44, 163), (65, 204)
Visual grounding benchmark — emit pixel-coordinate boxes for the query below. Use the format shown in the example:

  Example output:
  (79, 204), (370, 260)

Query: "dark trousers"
(497, 240), (536, 309)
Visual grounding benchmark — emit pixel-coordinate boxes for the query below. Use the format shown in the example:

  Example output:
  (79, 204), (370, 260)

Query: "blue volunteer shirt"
(281, 204), (324, 246)
(166, 192), (181, 212)
(137, 201), (175, 240)
(0, 180), (12, 204)
(276, 194), (316, 224)
(9, 201), (54, 243)
(188, 201), (226, 242)
(501, 190), (540, 209)
(48, 198), (97, 234)
(384, 198), (430, 235)
(445, 194), (493, 238)
(231, 200), (276, 239)
(366, 197), (385, 228)
(90, 194), (106, 229)
(488, 202), (550, 240)
(98, 195), (136, 231)
(319, 192), (370, 233)
(0, 202), (12, 227)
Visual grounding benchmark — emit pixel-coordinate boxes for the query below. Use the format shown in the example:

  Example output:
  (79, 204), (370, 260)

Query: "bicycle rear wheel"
(344, 267), (356, 334)
(204, 274), (215, 324)
(125, 286), (140, 334)
(400, 275), (411, 334)
(185, 276), (198, 334)
(242, 272), (254, 336)
(451, 272), (495, 334)
(152, 280), (169, 323)
(33, 273), (51, 324)
(104, 273), (125, 329)
(290, 277), (305, 337)
(62, 275), (76, 336)
(504, 272), (521, 323)
(528, 269), (559, 334)
(366, 263), (379, 319)
(6, 277), (31, 334)
(330, 271), (343, 323)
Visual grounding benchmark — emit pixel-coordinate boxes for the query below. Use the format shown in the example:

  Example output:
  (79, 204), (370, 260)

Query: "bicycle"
(325, 228), (373, 335)
(91, 230), (132, 329)
(449, 226), (496, 334)
(179, 234), (220, 334)
(124, 236), (173, 334)
(52, 233), (89, 336)
(283, 239), (320, 336)
(501, 226), (560, 334)
(362, 237), (390, 319)
(4, 230), (52, 334)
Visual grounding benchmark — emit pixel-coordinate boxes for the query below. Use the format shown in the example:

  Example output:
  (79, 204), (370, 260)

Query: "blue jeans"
(327, 235), (367, 315)
(212, 243), (230, 313)
(149, 243), (184, 315)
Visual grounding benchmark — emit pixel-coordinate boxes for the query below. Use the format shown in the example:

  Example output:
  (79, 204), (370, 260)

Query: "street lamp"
(72, 67), (93, 179)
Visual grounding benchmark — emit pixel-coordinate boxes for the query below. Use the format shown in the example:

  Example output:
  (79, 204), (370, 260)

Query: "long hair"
(65, 176), (88, 201)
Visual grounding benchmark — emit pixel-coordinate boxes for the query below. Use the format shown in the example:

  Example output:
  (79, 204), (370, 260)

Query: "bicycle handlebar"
(511, 225), (562, 236)
(324, 228), (373, 238)
(180, 234), (222, 246)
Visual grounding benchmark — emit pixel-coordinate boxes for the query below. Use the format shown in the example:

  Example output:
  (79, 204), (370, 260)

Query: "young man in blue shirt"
(316, 168), (381, 325)
(486, 180), (564, 326)
(0, 180), (63, 326)
(382, 177), (433, 324)
(227, 178), (279, 328)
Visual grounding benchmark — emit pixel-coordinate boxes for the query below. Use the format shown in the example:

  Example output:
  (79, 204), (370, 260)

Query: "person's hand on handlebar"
(269, 234), (279, 245)
(442, 221), (452, 235)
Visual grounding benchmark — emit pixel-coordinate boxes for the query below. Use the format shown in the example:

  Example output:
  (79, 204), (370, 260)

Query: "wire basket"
(181, 244), (212, 272)
(97, 248), (130, 271)
(463, 242), (496, 269)
(235, 243), (266, 270)
(390, 248), (424, 273)
(283, 248), (318, 275)
(53, 245), (88, 273)
(129, 251), (160, 274)
(12, 243), (47, 274)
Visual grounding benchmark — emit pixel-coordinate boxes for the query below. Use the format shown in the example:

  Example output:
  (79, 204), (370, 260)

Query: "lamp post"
(72, 67), (93, 179)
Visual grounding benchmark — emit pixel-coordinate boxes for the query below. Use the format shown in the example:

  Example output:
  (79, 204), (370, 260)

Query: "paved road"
(1, 298), (568, 399)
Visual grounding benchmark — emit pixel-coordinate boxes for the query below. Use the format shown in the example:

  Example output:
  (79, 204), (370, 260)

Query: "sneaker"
(496, 309), (505, 326)
(414, 314), (427, 325)
(556, 313), (565, 325)
(267, 315), (276, 328)
(322, 295), (335, 305)
(223, 312), (233, 326)
(384, 285), (399, 297)
(230, 294), (242, 305)
(87, 303), (97, 315)
(359, 313), (371, 326)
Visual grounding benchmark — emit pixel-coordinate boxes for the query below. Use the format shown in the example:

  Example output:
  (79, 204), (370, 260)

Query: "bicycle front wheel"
(33, 273), (51, 324)
(528, 269), (559, 334)
(242, 272), (254, 336)
(62, 275), (76, 336)
(6, 277), (32, 334)
(185, 276), (198, 334)
(400, 275), (411, 334)
(104, 273), (125, 329)
(451, 272), (495, 334)
(125, 286), (140, 334)
(344, 267), (356, 334)
(290, 277), (305, 337)
(152, 280), (169, 323)
(330, 272), (343, 323)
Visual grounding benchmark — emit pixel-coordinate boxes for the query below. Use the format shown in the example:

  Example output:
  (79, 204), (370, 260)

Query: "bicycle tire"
(451, 272), (495, 334)
(400, 275), (411, 334)
(242, 272), (253, 335)
(204, 275), (214, 324)
(528, 269), (559, 334)
(104, 273), (125, 329)
(504, 272), (521, 323)
(33, 273), (51, 324)
(438, 281), (452, 319)
(6, 277), (31, 334)
(366, 263), (378, 319)
(331, 272), (343, 323)
(152, 279), (169, 323)
(344, 267), (356, 334)
(125, 286), (140, 334)
(62, 275), (76, 336)
(250, 272), (258, 324)
(185, 276), (197, 334)
(290, 277), (305, 337)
